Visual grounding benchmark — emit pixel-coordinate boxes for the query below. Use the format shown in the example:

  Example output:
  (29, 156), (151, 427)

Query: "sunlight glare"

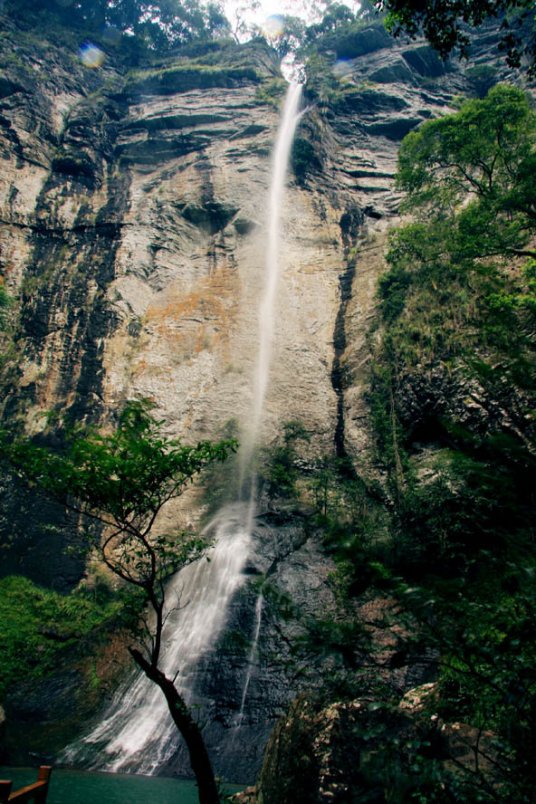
(79, 42), (105, 68)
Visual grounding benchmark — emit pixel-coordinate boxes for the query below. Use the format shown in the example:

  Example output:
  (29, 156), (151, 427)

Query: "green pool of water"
(0, 767), (242, 803)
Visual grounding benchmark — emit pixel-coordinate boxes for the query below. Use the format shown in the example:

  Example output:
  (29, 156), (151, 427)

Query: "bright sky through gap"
(223, 0), (359, 38)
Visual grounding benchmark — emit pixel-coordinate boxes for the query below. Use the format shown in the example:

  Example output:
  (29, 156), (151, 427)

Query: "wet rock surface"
(140, 511), (339, 783)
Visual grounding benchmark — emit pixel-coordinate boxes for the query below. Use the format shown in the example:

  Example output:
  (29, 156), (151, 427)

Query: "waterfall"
(233, 80), (302, 725)
(63, 82), (302, 776)
(236, 592), (264, 726)
(63, 503), (253, 773)
(239, 81), (303, 489)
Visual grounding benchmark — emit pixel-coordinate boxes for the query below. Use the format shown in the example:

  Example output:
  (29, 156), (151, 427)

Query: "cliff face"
(0, 15), (515, 782)
(1, 28), (342, 448)
(2, 20), (507, 454)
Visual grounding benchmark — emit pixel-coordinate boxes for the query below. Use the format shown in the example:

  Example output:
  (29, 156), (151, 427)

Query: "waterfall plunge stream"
(64, 83), (303, 776)
(239, 82), (303, 491)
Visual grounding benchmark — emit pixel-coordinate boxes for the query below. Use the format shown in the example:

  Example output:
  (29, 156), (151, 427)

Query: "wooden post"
(0, 781), (12, 803)
(3, 765), (52, 802)
(34, 767), (52, 803)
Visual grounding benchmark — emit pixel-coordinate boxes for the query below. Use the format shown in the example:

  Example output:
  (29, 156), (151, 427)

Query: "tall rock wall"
(0, 17), (513, 530)
(0, 14), (516, 782)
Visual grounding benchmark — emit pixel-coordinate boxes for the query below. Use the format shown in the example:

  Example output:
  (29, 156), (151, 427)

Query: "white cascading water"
(63, 82), (302, 774)
(64, 503), (253, 773)
(238, 81), (303, 490)
(236, 592), (264, 726)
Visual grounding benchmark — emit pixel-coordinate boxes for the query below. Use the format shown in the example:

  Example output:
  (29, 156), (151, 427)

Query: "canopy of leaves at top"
(3, 0), (231, 52)
(376, 0), (536, 71)
(397, 84), (536, 254)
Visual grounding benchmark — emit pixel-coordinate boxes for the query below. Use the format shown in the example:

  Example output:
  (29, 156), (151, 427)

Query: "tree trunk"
(130, 648), (220, 804)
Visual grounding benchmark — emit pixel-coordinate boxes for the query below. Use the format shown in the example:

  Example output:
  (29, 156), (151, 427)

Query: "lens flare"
(333, 59), (353, 80)
(79, 43), (105, 69)
(262, 14), (285, 39)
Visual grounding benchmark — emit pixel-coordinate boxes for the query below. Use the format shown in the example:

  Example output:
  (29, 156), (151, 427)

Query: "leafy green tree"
(266, 14), (308, 59)
(226, 0), (260, 42)
(3, 0), (231, 52)
(3, 400), (237, 804)
(375, 0), (536, 72)
(364, 81), (536, 800)
(374, 86), (536, 495)
(304, 1), (356, 40)
(397, 84), (536, 241)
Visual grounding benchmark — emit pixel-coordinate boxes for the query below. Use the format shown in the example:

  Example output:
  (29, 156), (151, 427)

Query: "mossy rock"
(126, 64), (260, 97)
(364, 116), (424, 141)
(180, 201), (239, 233)
(0, 75), (27, 99)
(255, 77), (287, 107)
(323, 24), (393, 60)
(401, 45), (448, 78)
(116, 133), (207, 165)
(333, 86), (409, 115)
(291, 137), (323, 183)
(51, 150), (96, 180)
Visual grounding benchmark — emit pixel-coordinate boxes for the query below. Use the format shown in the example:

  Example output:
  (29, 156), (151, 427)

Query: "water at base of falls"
(63, 502), (254, 775)
(0, 767), (244, 804)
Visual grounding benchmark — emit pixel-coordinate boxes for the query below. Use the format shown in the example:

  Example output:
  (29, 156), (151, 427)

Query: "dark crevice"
(331, 205), (363, 460)
(0, 217), (125, 236)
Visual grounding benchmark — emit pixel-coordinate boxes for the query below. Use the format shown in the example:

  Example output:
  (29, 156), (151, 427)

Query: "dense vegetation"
(0, 575), (131, 699)
(302, 84), (536, 801)
(369, 83), (535, 798)
(2, 0), (230, 53)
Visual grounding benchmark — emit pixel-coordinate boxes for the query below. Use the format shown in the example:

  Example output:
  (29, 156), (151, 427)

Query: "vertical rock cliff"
(0, 13), (520, 783)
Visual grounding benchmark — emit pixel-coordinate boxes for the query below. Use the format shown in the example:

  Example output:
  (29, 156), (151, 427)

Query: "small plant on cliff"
(260, 420), (310, 501)
(0, 284), (9, 323)
(3, 400), (237, 804)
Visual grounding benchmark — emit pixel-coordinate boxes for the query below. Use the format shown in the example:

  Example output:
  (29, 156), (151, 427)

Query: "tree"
(380, 85), (536, 411)
(2, 0), (231, 52)
(3, 400), (237, 804)
(305, 1), (356, 40)
(363, 79), (536, 801)
(375, 0), (536, 72)
(227, 0), (261, 43)
(397, 84), (536, 258)
(265, 14), (308, 60)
